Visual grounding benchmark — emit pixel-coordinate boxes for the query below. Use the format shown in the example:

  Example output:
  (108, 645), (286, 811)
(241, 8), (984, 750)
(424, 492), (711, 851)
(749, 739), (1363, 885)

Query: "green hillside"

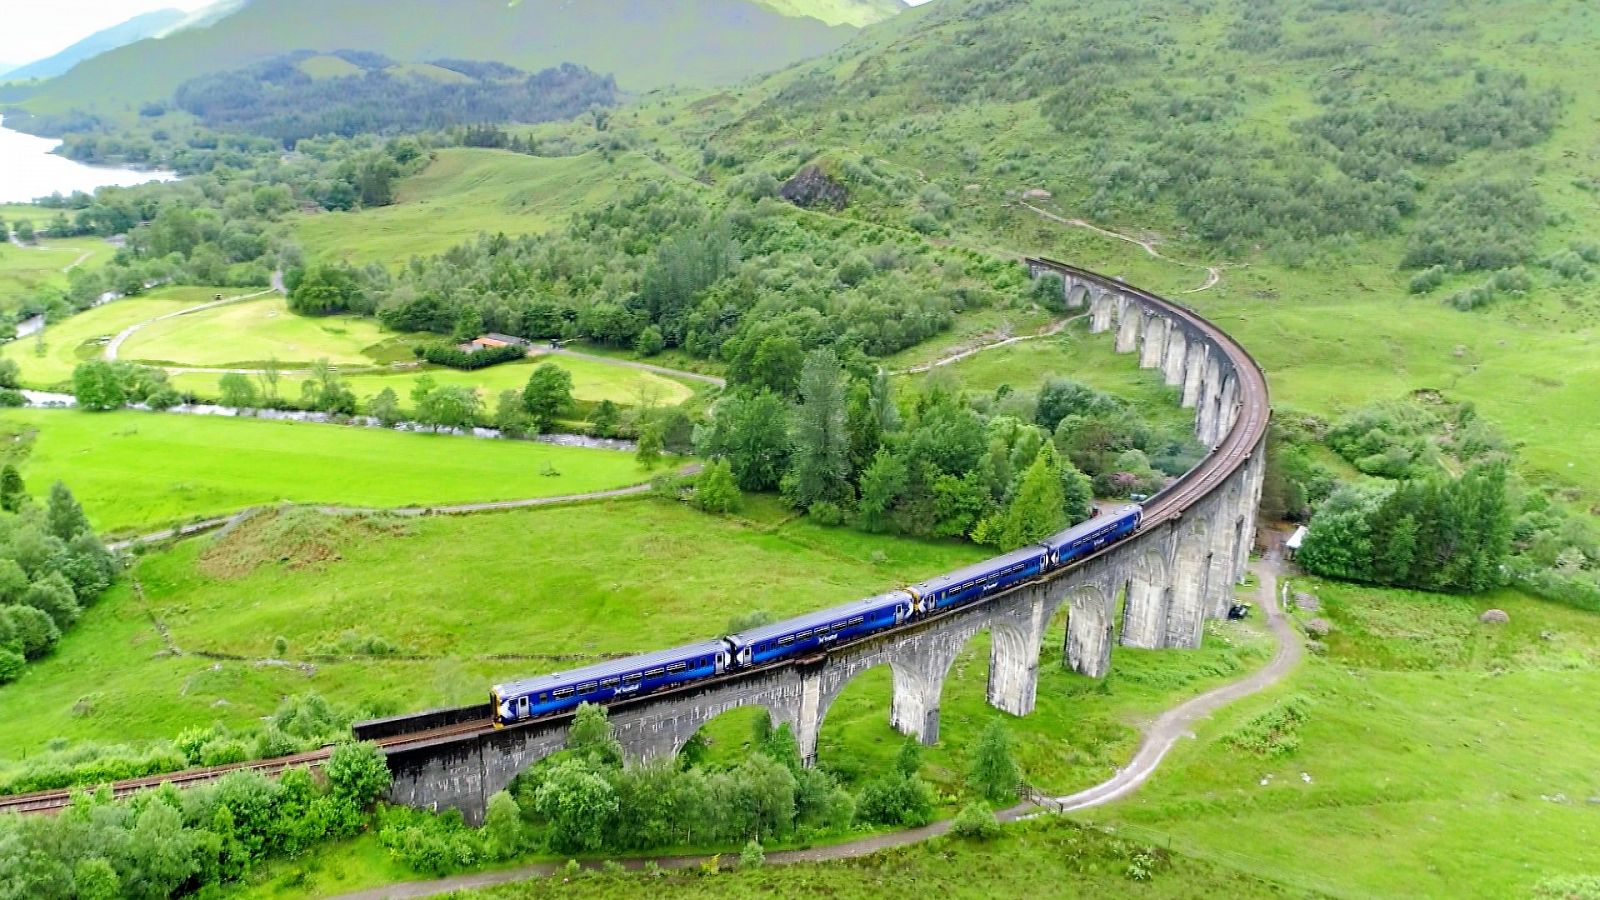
(15, 0), (891, 114)
(635, 0), (1600, 499)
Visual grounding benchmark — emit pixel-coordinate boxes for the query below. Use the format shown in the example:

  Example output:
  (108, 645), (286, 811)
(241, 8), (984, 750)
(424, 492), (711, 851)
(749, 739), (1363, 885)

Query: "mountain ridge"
(5, 8), (189, 83)
(12, 0), (902, 115)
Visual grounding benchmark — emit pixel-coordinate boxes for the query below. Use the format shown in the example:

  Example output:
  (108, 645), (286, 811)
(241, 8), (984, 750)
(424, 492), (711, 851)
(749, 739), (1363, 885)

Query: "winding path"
(103, 287), (277, 361)
(328, 551), (1299, 900)
(1020, 201), (1224, 295)
(893, 314), (1084, 375)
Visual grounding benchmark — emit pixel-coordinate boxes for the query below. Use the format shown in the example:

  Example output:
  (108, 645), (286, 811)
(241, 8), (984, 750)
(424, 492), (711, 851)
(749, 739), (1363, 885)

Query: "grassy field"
(0, 497), (986, 754)
(1089, 578), (1600, 898)
(0, 286), (240, 387)
(0, 235), (115, 313)
(293, 149), (641, 266)
(0, 407), (654, 534)
(167, 352), (696, 409)
(117, 297), (403, 368)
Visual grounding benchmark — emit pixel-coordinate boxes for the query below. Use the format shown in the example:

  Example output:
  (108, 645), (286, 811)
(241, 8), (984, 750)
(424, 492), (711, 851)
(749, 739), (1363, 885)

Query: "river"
(0, 116), (176, 204)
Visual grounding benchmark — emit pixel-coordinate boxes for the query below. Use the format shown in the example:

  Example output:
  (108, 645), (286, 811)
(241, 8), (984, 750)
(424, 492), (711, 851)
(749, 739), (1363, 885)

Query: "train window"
(666, 662), (686, 673)
(600, 678), (619, 688)
(623, 673), (641, 683)
(538, 692), (548, 702)
(849, 616), (864, 626)
(797, 630), (812, 639)
(645, 668), (665, 677)
(579, 682), (597, 693)
(778, 636), (793, 645)
(553, 688), (573, 699)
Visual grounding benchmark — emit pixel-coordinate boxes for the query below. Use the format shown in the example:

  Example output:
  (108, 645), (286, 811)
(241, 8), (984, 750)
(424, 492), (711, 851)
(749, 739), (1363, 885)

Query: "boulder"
(1479, 609), (1510, 624)
(779, 165), (848, 210)
(1304, 618), (1333, 637)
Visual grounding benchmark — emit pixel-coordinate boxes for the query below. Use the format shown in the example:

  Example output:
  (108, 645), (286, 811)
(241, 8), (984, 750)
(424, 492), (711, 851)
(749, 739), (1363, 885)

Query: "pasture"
(293, 149), (641, 266)
(116, 297), (403, 368)
(166, 351), (697, 409)
(0, 236), (115, 313)
(0, 407), (654, 534)
(0, 285), (240, 386)
(1091, 579), (1600, 898)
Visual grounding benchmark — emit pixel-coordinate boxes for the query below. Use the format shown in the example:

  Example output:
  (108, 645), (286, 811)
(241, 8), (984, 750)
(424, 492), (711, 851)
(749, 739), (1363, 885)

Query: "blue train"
(491, 504), (1142, 726)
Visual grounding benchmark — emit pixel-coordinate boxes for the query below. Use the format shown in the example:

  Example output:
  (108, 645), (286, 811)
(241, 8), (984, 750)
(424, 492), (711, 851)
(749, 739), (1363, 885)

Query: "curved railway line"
(1, 259), (1269, 818)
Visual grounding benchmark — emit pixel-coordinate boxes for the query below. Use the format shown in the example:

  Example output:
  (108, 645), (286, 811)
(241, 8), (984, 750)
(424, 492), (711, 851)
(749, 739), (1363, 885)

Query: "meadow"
(166, 352), (696, 410)
(292, 149), (642, 266)
(0, 408), (654, 534)
(0, 234), (115, 313)
(116, 297), (402, 368)
(1089, 578), (1600, 898)
(0, 285), (241, 386)
(0, 497), (986, 754)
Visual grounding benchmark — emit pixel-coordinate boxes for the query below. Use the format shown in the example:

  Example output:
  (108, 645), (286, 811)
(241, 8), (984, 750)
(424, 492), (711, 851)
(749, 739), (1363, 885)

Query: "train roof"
(1041, 505), (1142, 549)
(727, 590), (912, 646)
(494, 638), (728, 696)
(910, 544), (1045, 593)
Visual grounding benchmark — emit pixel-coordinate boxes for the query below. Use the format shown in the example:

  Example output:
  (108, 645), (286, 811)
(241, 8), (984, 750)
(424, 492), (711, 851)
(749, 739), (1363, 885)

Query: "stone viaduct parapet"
(381, 260), (1270, 823)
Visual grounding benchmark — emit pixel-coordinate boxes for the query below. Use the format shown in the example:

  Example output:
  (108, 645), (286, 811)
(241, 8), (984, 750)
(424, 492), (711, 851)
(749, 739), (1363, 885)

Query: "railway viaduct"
(369, 258), (1271, 824)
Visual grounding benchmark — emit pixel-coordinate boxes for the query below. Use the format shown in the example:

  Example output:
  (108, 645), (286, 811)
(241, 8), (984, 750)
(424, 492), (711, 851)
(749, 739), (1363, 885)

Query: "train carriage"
(1040, 504), (1142, 568)
(492, 639), (730, 726)
(726, 590), (915, 667)
(908, 545), (1050, 613)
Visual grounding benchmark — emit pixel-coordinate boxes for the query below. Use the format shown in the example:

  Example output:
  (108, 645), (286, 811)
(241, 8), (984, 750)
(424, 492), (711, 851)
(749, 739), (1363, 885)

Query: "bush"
(740, 839), (765, 869)
(952, 801), (1002, 840)
(0, 647), (24, 684)
(324, 741), (392, 808)
(422, 341), (527, 370)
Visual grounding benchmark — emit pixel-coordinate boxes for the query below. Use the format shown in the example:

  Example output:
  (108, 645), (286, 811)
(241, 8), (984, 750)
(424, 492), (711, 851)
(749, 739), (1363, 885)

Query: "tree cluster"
(0, 742), (390, 899)
(1298, 464), (1512, 594)
(698, 353), (1193, 548)
(0, 474), (117, 683)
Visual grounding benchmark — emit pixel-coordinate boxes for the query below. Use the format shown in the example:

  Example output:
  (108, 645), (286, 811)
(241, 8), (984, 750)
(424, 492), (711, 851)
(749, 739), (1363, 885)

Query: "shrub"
(0, 647), (24, 684)
(1225, 695), (1312, 756)
(952, 801), (1001, 840)
(324, 741), (392, 808)
(740, 839), (765, 869)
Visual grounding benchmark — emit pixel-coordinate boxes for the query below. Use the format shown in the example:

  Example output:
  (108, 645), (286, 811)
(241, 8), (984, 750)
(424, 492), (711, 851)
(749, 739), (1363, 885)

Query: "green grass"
(0, 497), (986, 755)
(0, 407), (654, 534)
(0, 286), (242, 387)
(167, 352), (696, 409)
(229, 817), (1294, 900)
(295, 54), (362, 79)
(0, 236), (115, 314)
(895, 318), (1196, 436)
(117, 297), (401, 368)
(292, 149), (639, 266)
(1089, 579), (1600, 898)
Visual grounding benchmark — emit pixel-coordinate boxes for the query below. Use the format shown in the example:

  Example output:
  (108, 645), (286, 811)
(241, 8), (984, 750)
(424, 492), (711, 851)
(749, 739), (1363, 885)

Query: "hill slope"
(646, 0), (1600, 496)
(15, 0), (888, 113)
(5, 8), (187, 82)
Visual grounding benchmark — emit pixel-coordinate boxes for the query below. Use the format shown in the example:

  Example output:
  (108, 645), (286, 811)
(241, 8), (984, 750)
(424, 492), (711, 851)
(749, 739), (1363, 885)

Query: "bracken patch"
(198, 507), (413, 579)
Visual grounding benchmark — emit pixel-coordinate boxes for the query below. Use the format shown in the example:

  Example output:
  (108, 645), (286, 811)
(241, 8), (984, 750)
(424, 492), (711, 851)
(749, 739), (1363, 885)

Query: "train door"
(516, 696), (529, 720)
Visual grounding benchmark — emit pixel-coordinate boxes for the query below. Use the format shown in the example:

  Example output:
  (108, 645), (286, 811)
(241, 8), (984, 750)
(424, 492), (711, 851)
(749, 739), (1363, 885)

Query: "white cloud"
(2, 0), (214, 67)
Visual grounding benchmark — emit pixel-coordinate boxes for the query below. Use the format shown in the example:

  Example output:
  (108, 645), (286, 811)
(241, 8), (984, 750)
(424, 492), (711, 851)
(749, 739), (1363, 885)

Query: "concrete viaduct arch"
(379, 258), (1270, 823)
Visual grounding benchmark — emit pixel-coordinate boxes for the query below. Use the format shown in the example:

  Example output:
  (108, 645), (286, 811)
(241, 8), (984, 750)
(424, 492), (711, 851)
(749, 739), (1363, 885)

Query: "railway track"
(1, 260), (1269, 818)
